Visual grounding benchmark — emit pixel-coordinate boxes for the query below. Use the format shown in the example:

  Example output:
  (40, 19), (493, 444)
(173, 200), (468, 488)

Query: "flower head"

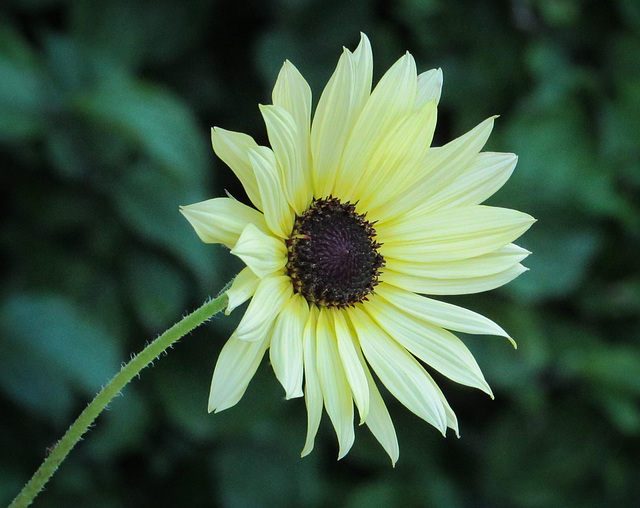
(181, 33), (534, 465)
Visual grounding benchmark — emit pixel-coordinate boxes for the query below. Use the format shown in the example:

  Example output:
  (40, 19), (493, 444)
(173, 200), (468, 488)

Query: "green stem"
(10, 290), (230, 508)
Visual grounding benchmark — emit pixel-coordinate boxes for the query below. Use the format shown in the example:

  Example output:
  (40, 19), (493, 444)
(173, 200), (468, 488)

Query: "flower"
(181, 33), (534, 465)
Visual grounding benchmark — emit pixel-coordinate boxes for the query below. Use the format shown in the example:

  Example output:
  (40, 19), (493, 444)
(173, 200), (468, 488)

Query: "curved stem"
(10, 290), (229, 508)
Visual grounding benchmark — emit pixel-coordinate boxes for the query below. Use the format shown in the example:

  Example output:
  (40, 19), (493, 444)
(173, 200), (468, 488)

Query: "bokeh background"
(2, 0), (639, 506)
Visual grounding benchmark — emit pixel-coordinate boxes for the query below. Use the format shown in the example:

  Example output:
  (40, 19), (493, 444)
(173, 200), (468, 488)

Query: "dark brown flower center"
(286, 197), (384, 307)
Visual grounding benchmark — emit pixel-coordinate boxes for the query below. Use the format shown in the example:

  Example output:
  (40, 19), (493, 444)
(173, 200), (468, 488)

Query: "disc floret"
(286, 197), (385, 307)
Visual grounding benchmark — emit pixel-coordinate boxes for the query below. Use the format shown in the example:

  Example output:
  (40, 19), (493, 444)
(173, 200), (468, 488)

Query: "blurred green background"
(1, 0), (639, 506)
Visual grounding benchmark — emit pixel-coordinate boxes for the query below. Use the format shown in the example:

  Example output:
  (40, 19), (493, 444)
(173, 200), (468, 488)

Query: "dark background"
(1, 0), (639, 506)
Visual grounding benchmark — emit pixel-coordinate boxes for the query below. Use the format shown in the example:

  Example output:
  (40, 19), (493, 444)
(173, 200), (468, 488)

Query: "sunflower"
(181, 33), (534, 465)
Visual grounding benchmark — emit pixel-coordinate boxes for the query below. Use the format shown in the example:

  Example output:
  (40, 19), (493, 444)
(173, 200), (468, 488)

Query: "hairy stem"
(10, 290), (229, 508)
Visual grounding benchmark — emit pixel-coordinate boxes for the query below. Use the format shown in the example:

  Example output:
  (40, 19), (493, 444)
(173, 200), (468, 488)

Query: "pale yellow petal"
(179, 197), (267, 249)
(385, 244), (530, 280)
(248, 146), (294, 239)
(415, 68), (443, 107)
(350, 33), (374, 110)
(378, 205), (535, 262)
(231, 274), (292, 342)
(311, 57), (357, 196)
(260, 104), (311, 214)
(349, 328), (399, 465)
(376, 282), (511, 338)
(382, 263), (528, 296)
(334, 52), (418, 201)
(355, 100), (437, 211)
(272, 60), (313, 210)
(433, 383), (459, 437)
(373, 117), (497, 223)
(301, 306), (323, 457)
(424, 152), (518, 213)
(316, 307), (354, 459)
(332, 308), (369, 423)
(350, 306), (447, 434)
(208, 333), (270, 412)
(362, 362), (399, 465)
(364, 296), (493, 396)
(211, 127), (262, 210)
(230, 223), (287, 279)
(225, 267), (260, 315)
(270, 293), (308, 399)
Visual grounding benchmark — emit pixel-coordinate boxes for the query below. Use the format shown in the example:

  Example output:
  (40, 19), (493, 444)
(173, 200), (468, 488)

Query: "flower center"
(286, 197), (385, 307)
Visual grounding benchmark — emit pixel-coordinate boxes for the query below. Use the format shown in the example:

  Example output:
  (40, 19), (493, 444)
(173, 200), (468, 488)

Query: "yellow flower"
(181, 33), (534, 465)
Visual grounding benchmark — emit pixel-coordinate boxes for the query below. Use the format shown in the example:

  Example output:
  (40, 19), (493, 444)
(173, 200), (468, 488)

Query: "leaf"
(69, 0), (213, 69)
(125, 251), (189, 331)
(74, 76), (209, 185)
(0, 25), (46, 141)
(505, 221), (601, 302)
(108, 160), (222, 287)
(0, 294), (122, 422)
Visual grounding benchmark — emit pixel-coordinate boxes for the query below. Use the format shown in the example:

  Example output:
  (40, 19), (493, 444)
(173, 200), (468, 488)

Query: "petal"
(433, 384), (459, 437)
(301, 306), (323, 457)
(225, 267), (260, 315)
(270, 293), (308, 399)
(260, 104), (311, 214)
(180, 197), (267, 249)
(272, 60), (313, 210)
(211, 127), (262, 210)
(334, 52), (418, 201)
(364, 295), (493, 396)
(310, 34), (372, 198)
(385, 244), (530, 279)
(248, 146), (294, 239)
(316, 307), (355, 459)
(349, 306), (448, 434)
(208, 333), (270, 412)
(355, 100), (438, 211)
(373, 117), (497, 222)
(231, 274), (292, 342)
(332, 308), (369, 423)
(231, 223), (287, 279)
(362, 362), (399, 466)
(415, 68), (443, 107)
(425, 152), (518, 212)
(349, 333), (400, 465)
(382, 263), (528, 295)
(378, 205), (536, 262)
(351, 33), (374, 111)
(376, 283), (512, 346)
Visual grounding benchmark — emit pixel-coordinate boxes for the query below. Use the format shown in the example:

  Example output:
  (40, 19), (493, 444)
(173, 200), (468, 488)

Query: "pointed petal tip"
(485, 384), (495, 400)
(336, 435), (355, 461)
(356, 32), (371, 49)
(284, 389), (304, 400)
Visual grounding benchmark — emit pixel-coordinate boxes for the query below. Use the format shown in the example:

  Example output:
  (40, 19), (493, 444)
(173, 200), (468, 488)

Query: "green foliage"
(1, 0), (639, 506)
